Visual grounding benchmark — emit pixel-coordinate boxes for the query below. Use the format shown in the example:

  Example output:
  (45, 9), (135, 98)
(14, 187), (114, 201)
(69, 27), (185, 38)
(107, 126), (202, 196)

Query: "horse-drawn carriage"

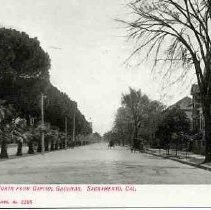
(108, 140), (115, 149)
(130, 138), (144, 153)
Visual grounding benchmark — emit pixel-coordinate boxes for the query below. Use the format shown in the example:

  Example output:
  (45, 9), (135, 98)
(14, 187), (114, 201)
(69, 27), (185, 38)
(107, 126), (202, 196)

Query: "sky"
(0, 0), (195, 135)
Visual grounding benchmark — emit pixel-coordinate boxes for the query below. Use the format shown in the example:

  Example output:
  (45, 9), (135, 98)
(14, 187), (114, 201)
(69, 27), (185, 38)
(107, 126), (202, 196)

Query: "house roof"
(170, 96), (192, 111)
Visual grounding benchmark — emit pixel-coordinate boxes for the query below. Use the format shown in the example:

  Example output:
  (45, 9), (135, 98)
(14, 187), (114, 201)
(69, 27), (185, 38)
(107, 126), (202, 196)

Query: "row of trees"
(0, 27), (92, 135)
(0, 27), (92, 158)
(104, 88), (190, 151)
(120, 0), (211, 162)
(45, 83), (92, 136)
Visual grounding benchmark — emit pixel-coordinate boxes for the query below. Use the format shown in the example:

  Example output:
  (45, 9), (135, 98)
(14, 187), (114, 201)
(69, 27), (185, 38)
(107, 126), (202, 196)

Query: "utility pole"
(65, 116), (68, 149)
(41, 93), (45, 154)
(72, 104), (76, 142)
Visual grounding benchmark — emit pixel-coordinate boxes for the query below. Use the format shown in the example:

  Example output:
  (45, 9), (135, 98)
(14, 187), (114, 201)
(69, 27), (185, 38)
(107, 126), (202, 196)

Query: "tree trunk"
(0, 141), (8, 158)
(167, 146), (170, 155)
(133, 126), (138, 139)
(16, 142), (23, 156)
(37, 141), (42, 153)
(62, 141), (65, 149)
(50, 141), (55, 151)
(203, 100), (211, 162)
(175, 138), (178, 156)
(45, 139), (49, 151)
(55, 142), (59, 150)
(132, 125), (138, 149)
(28, 141), (34, 154)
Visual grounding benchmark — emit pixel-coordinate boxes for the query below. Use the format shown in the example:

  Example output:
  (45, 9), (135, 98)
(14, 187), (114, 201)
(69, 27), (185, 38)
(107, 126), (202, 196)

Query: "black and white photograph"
(0, 0), (210, 191)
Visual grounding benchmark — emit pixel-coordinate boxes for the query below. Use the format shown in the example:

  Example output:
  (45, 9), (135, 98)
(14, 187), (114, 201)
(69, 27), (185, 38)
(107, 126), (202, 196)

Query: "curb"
(145, 150), (211, 172)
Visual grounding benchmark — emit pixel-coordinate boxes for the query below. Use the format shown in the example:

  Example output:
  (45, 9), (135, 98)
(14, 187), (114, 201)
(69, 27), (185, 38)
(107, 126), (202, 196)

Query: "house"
(171, 96), (193, 125)
(170, 86), (206, 154)
(172, 87), (204, 132)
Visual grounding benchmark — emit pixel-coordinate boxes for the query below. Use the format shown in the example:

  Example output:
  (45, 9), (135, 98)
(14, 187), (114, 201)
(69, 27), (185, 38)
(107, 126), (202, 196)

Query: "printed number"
(21, 200), (33, 205)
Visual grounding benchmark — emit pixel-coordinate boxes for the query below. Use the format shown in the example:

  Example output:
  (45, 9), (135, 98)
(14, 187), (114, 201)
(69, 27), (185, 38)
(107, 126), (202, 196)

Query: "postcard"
(0, 0), (210, 208)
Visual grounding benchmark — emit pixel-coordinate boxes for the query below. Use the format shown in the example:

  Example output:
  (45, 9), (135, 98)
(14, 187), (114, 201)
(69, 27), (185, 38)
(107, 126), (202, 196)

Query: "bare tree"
(121, 0), (211, 162)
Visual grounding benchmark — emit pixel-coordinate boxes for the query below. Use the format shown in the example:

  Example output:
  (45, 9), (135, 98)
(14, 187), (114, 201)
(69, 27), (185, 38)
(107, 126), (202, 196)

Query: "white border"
(0, 185), (211, 208)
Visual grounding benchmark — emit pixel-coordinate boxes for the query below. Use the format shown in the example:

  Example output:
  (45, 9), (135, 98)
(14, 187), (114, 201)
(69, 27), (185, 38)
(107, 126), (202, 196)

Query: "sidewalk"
(145, 148), (211, 171)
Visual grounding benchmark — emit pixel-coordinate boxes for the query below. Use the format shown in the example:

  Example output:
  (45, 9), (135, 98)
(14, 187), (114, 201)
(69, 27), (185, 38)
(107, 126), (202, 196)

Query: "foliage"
(103, 130), (117, 143)
(0, 28), (92, 138)
(0, 28), (50, 119)
(45, 84), (92, 135)
(121, 0), (211, 162)
(113, 107), (133, 145)
(121, 88), (151, 139)
(107, 88), (164, 146)
(0, 27), (93, 158)
(156, 106), (190, 148)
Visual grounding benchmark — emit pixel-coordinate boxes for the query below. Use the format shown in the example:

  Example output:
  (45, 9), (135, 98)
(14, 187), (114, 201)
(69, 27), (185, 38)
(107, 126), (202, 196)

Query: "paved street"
(0, 143), (211, 184)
